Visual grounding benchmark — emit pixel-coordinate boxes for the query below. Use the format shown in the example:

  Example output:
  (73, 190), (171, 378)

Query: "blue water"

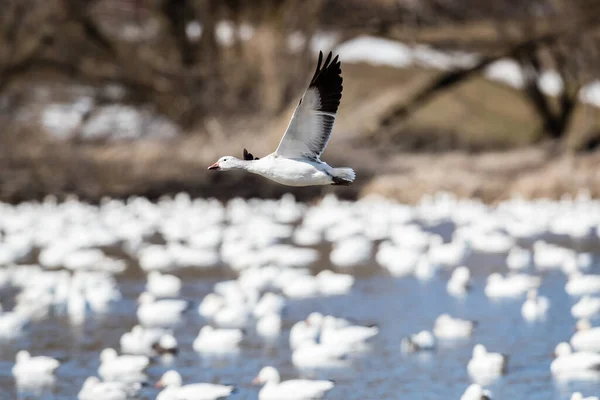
(0, 255), (598, 399)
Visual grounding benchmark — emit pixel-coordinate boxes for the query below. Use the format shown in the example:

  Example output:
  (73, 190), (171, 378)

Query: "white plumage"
(253, 366), (334, 400)
(208, 52), (354, 187)
(156, 370), (236, 400)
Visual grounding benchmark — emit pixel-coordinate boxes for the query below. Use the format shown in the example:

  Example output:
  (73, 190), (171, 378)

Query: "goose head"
(472, 344), (487, 358)
(576, 318), (592, 332)
(157, 334), (178, 350)
(100, 348), (118, 363)
(15, 350), (31, 363)
(81, 376), (101, 390)
(306, 312), (324, 327)
(208, 156), (245, 171)
(452, 266), (470, 283)
(199, 325), (215, 335)
(252, 366), (280, 385)
(156, 370), (182, 388)
(137, 292), (155, 305)
(487, 273), (503, 284)
(554, 342), (572, 357)
(462, 383), (492, 400)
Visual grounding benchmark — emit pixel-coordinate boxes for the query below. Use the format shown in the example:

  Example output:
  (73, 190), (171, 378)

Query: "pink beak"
(251, 377), (261, 385)
(155, 381), (164, 388)
(207, 162), (220, 170)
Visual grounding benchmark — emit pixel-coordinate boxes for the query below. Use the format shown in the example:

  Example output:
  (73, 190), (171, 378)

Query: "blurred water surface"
(0, 195), (599, 400)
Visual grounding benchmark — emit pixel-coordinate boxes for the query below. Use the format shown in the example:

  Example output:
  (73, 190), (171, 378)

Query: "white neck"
(231, 159), (251, 170)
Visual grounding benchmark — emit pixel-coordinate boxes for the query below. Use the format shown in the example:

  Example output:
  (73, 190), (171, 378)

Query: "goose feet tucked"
(331, 176), (353, 186)
(330, 168), (355, 186)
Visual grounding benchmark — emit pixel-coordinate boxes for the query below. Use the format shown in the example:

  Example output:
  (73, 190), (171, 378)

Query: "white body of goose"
(136, 292), (189, 328)
(551, 342), (600, 375)
(12, 351), (60, 377)
(78, 377), (141, 400)
(198, 293), (226, 319)
(401, 330), (436, 352)
(460, 384), (493, 400)
(447, 266), (471, 296)
(485, 273), (540, 298)
(253, 366), (334, 400)
(0, 310), (29, 339)
(156, 370), (236, 400)
(433, 314), (475, 339)
(566, 274), (600, 296)
(571, 319), (600, 353)
(289, 319), (320, 350)
(253, 293), (285, 318)
(521, 289), (550, 321)
(506, 247), (532, 270)
(98, 348), (149, 381)
(319, 316), (378, 347)
(207, 51), (355, 187)
(193, 326), (243, 353)
(467, 344), (508, 377)
(256, 313), (282, 339)
(119, 325), (169, 355)
(571, 296), (600, 319)
(147, 271), (181, 298)
(571, 392), (599, 400)
(292, 336), (349, 368)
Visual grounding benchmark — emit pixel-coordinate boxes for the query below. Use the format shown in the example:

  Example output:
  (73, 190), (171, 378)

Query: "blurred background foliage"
(2, 0), (600, 202)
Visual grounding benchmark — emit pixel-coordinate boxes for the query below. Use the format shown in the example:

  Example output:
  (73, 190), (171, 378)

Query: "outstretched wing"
(275, 51), (343, 160)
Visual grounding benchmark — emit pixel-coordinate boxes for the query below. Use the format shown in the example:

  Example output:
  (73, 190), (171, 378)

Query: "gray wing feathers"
(275, 51), (343, 160)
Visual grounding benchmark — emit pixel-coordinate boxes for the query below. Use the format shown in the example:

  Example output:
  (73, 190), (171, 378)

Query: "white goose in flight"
(208, 51), (355, 186)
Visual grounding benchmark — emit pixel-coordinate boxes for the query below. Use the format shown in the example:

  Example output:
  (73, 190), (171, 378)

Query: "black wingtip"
(308, 50), (343, 115)
(323, 51), (333, 69)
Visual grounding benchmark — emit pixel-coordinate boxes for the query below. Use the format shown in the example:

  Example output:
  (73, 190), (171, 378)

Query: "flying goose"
(208, 51), (355, 186)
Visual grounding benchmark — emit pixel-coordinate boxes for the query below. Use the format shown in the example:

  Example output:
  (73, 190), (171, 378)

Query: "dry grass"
(364, 148), (600, 203)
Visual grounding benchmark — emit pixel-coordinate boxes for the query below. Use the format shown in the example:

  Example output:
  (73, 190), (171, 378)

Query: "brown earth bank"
(1, 126), (599, 204)
(2, 61), (600, 205)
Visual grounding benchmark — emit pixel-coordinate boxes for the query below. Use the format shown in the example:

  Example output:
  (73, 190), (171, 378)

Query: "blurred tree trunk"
(373, 0), (600, 149)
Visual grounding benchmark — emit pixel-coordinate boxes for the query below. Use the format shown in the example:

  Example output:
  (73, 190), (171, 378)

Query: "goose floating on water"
(551, 342), (600, 377)
(12, 350), (60, 377)
(136, 292), (190, 328)
(570, 319), (600, 353)
(571, 392), (599, 400)
(571, 296), (600, 319)
(521, 289), (550, 321)
(156, 370), (236, 400)
(193, 326), (243, 353)
(401, 330), (436, 352)
(447, 266), (471, 296)
(207, 51), (355, 187)
(319, 316), (379, 347)
(98, 348), (149, 382)
(78, 377), (141, 400)
(467, 344), (508, 377)
(433, 314), (475, 339)
(460, 383), (493, 400)
(252, 366), (334, 400)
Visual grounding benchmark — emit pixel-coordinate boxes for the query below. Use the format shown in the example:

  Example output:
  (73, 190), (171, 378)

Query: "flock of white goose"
(1, 191), (600, 399)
